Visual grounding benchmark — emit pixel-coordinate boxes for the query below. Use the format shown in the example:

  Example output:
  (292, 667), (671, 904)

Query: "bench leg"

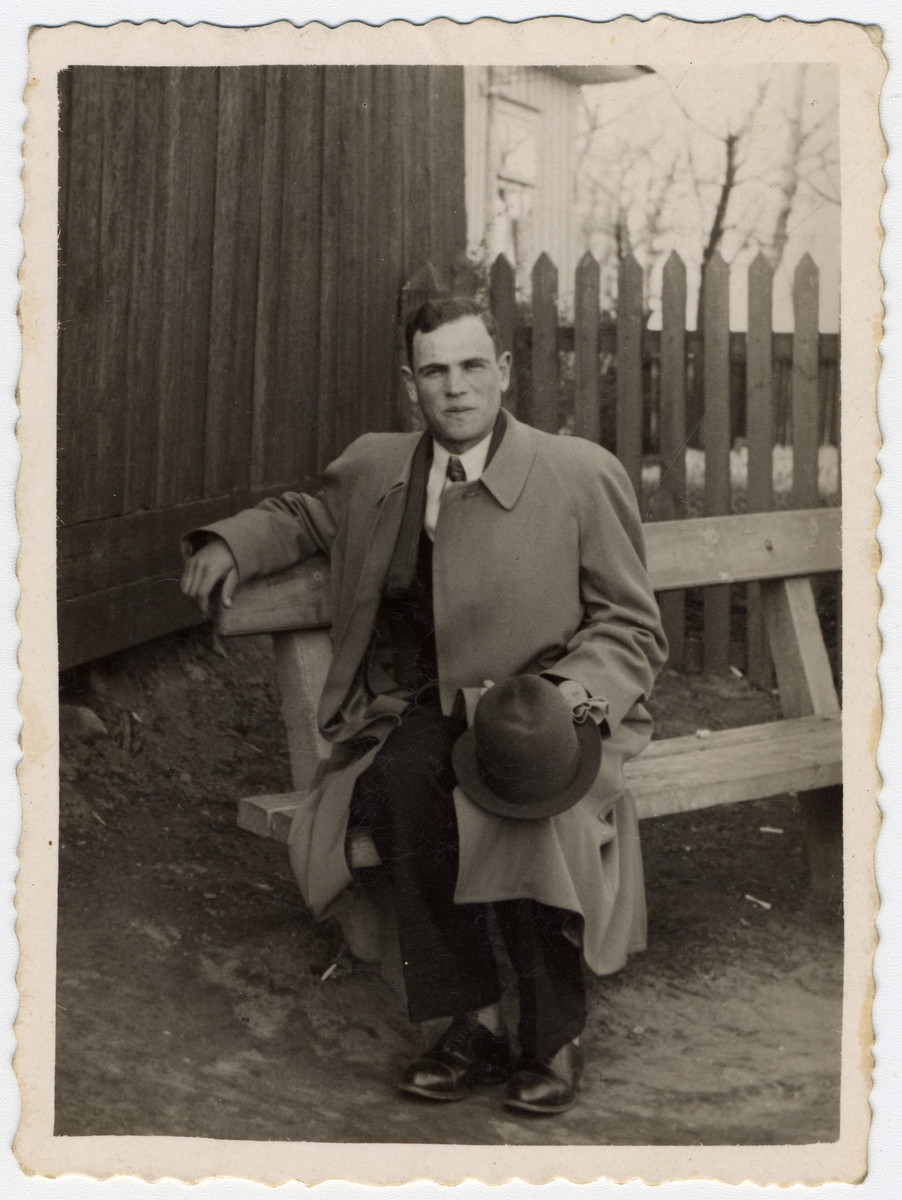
(800, 785), (843, 915)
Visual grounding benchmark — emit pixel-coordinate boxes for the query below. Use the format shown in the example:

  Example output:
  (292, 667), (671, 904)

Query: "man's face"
(403, 315), (511, 454)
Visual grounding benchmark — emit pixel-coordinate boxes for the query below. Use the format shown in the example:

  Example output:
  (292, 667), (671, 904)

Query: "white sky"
(580, 63), (840, 331)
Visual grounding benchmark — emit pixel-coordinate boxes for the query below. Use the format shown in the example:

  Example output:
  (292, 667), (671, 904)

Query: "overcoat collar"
(477, 410), (538, 510)
(374, 410), (538, 510)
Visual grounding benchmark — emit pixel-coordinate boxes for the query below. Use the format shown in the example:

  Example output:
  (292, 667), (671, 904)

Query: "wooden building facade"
(463, 66), (651, 306)
(57, 65), (466, 669)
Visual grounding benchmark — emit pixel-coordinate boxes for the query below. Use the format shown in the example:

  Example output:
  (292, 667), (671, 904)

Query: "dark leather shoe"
(399, 1016), (511, 1102)
(504, 1041), (585, 1114)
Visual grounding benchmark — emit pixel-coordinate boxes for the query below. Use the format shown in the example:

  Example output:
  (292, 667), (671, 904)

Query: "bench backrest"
(218, 506), (841, 794)
(643, 507), (840, 591)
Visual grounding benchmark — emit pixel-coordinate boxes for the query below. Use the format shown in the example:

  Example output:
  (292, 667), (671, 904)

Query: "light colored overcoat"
(203, 411), (667, 974)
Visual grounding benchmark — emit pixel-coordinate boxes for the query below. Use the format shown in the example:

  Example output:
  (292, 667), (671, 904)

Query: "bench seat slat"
(237, 714), (841, 844)
(629, 714), (841, 820)
(237, 793), (304, 840)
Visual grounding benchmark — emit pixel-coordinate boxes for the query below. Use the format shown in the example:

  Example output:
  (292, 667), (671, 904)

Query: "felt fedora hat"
(452, 675), (602, 820)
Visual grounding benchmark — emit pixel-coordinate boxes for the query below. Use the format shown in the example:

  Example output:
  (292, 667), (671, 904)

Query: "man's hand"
(180, 538), (239, 617)
(555, 679), (589, 709)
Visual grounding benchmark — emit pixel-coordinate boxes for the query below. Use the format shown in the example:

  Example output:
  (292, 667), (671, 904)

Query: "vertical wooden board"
(204, 66), (266, 497)
(746, 252), (775, 688)
(792, 253), (820, 509)
(489, 255), (516, 354)
(57, 69), (72, 316)
(647, 352), (659, 454)
(703, 252), (731, 514)
(531, 253), (558, 433)
(153, 68), (219, 508)
(395, 63), (417, 295)
(704, 585), (731, 673)
(333, 68), (369, 456)
(746, 253), (775, 513)
(728, 335), (746, 448)
(57, 68), (105, 526)
(616, 253), (643, 499)
(123, 70), (166, 513)
(409, 66), (434, 274)
(429, 67), (467, 277)
(275, 66), (324, 486)
(360, 66), (386, 434)
(776, 355), (791, 444)
(394, 69), (436, 433)
(364, 63), (400, 439)
(332, 66), (362, 454)
(702, 252), (731, 672)
(659, 251), (688, 519)
(57, 67), (72, 528)
(574, 251), (600, 443)
(317, 67), (343, 466)
(251, 67), (288, 488)
(397, 66), (431, 285)
(489, 254), (518, 412)
(352, 67), (378, 439)
(363, 65), (402, 435)
(659, 251), (688, 666)
(817, 354), (829, 446)
(89, 68), (143, 520)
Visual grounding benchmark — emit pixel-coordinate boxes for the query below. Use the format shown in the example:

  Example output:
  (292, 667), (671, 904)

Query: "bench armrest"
(216, 555), (333, 636)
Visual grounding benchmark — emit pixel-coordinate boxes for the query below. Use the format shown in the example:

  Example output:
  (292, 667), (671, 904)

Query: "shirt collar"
(431, 431), (493, 482)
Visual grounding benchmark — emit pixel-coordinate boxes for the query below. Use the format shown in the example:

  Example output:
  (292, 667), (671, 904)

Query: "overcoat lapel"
(320, 436), (424, 728)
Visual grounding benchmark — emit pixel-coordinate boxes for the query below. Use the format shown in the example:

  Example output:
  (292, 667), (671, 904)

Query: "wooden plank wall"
(57, 65), (466, 669)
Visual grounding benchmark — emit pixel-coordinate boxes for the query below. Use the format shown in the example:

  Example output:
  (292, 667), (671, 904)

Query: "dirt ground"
(54, 626), (843, 1146)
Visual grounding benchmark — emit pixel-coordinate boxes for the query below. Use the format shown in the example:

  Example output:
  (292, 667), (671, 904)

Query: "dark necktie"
(446, 456), (466, 484)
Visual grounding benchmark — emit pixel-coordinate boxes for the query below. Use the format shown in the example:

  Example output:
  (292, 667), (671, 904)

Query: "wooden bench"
(218, 506), (842, 897)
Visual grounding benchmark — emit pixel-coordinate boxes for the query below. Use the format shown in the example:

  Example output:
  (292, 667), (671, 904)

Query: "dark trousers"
(350, 699), (587, 1061)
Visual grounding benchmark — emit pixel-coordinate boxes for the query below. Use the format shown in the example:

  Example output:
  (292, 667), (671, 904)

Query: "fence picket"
(792, 254), (820, 508)
(574, 251), (600, 443)
(489, 254), (516, 353)
(400, 261), (441, 321)
(531, 253), (559, 432)
(617, 253), (644, 499)
(746, 252), (775, 686)
(791, 253), (839, 694)
(703, 251), (731, 673)
(489, 254), (518, 412)
(658, 251), (688, 666)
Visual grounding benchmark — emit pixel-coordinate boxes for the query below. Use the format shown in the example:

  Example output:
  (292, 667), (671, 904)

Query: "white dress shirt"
(423, 433), (493, 540)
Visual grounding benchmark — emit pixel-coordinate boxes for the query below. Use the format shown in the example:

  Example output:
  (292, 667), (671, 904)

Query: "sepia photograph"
(12, 14), (884, 1189)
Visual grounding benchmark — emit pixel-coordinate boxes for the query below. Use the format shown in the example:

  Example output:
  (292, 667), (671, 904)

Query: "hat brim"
(451, 718), (602, 820)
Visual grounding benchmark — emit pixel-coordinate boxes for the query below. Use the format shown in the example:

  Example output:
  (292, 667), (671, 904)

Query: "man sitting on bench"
(181, 296), (667, 1115)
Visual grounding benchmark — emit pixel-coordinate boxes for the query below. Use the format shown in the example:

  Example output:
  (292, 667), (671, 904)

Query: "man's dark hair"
(404, 296), (502, 366)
